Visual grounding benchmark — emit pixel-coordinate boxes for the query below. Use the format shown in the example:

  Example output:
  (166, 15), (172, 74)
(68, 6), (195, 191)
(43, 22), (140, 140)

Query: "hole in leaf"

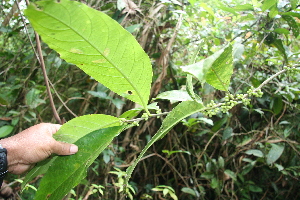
(35, 4), (43, 10)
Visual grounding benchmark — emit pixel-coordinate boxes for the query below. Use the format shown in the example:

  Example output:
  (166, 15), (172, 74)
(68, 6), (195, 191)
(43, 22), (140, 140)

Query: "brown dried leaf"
(122, 0), (141, 14)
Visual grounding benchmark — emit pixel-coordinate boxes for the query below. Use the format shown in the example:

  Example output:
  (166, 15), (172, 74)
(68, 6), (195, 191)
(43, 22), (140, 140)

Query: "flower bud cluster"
(284, 66), (300, 76)
(132, 121), (139, 126)
(120, 118), (128, 126)
(204, 87), (264, 117)
(232, 94), (249, 106)
(203, 100), (220, 117)
(141, 113), (149, 121)
(156, 109), (162, 118)
(221, 94), (238, 113)
(247, 87), (263, 98)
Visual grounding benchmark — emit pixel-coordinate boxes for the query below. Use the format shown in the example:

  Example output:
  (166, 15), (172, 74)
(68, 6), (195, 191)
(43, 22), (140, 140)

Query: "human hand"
(0, 123), (78, 175)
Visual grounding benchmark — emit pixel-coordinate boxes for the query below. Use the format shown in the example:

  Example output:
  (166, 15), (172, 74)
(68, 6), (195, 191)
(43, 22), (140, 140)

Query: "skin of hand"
(0, 123), (78, 175)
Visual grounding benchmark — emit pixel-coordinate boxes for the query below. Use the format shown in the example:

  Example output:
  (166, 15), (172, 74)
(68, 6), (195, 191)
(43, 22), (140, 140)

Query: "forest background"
(1, 0), (300, 199)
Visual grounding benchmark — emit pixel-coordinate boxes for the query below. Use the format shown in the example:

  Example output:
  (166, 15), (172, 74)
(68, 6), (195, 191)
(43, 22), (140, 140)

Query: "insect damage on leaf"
(92, 59), (106, 63)
(103, 48), (110, 56)
(70, 48), (83, 54)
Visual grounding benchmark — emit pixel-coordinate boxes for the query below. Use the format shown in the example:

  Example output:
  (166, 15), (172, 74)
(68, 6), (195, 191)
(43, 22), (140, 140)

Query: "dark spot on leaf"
(57, 0), (61, 3)
(127, 90), (133, 95)
(36, 5), (43, 10)
(46, 194), (51, 199)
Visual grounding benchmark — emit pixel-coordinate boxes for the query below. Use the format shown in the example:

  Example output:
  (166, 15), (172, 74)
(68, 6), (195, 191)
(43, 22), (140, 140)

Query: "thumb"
(52, 141), (78, 155)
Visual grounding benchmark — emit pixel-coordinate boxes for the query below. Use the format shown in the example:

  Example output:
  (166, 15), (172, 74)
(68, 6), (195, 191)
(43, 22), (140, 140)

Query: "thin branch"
(49, 80), (78, 118)
(154, 152), (190, 186)
(197, 129), (221, 161)
(35, 33), (62, 124)
(125, 66), (293, 126)
(124, 112), (170, 123)
(230, 16), (262, 44)
(244, 67), (288, 98)
(23, 0), (62, 124)
(15, 0), (39, 64)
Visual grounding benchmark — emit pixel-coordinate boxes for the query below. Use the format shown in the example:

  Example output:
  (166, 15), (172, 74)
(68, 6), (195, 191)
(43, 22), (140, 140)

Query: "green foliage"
(109, 168), (136, 199)
(152, 185), (178, 200)
(266, 143), (285, 165)
(1, 0), (300, 199)
(22, 114), (122, 188)
(181, 45), (233, 91)
(154, 90), (192, 103)
(24, 0), (152, 110)
(35, 126), (125, 200)
(0, 125), (14, 137)
(54, 114), (121, 143)
(262, 0), (278, 12)
(126, 101), (204, 185)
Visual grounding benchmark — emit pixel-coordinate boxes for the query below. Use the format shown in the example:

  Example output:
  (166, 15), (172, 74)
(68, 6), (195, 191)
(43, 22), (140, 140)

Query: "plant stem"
(124, 112), (170, 123)
(23, 0), (62, 124)
(35, 33), (62, 124)
(243, 67), (288, 99)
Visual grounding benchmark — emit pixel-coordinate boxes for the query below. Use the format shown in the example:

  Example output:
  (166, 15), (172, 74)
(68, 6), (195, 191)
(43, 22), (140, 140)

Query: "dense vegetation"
(1, 0), (300, 199)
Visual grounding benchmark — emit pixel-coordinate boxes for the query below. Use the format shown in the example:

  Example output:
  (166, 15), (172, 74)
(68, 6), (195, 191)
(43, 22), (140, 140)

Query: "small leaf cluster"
(152, 185), (178, 200)
(109, 168), (136, 200)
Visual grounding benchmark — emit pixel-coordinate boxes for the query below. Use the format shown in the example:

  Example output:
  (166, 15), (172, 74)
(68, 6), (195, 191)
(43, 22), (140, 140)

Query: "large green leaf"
(180, 50), (223, 83)
(35, 126), (125, 200)
(24, 0), (152, 109)
(181, 45), (233, 91)
(22, 114), (121, 189)
(125, 101), (204, 184)
(205, 45), (233, 91)
(54, 114), (121, 143)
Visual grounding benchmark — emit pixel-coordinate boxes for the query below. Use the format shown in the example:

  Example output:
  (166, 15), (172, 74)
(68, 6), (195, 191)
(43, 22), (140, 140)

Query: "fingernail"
(70, 145), (78, 154)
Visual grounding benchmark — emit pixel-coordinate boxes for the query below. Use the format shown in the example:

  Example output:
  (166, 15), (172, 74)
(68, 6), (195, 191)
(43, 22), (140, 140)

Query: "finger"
(8, 164), (32, 175)
(48, 124), (62, 135)
(52, 141), (78, 155)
